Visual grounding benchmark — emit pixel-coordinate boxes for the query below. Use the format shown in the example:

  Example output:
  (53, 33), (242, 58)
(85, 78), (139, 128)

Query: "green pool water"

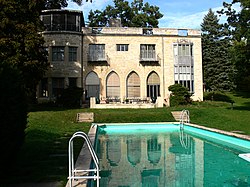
(94, 123), (250, 187)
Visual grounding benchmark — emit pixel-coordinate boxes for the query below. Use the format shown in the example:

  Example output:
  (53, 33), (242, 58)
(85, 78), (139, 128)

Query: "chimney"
(109, 18), (122, 27)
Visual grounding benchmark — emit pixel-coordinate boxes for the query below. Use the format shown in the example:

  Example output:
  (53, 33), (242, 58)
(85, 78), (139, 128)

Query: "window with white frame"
(173, 43), (194, 92)
(116, 44), (128, 51)
(52, 47), (64, 61)
(140, 44), (156, 59)
(89, 44), (105, 61)
(69, 47), (77, 62)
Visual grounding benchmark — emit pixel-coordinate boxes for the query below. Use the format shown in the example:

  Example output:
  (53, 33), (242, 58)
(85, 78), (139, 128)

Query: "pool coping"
(66, 122), (250, 187)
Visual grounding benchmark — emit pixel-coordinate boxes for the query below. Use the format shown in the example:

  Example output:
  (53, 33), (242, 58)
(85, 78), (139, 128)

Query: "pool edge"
(66, 122), (250, 187)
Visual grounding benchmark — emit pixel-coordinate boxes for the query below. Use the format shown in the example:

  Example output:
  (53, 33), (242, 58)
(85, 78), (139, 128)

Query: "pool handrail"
(68, 131), (100, 187)
(180, 109), (190, 129)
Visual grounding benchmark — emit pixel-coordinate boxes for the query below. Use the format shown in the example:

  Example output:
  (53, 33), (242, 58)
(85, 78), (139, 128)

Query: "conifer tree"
(219, 0), (250, 91)
(201, 9), (235, 91)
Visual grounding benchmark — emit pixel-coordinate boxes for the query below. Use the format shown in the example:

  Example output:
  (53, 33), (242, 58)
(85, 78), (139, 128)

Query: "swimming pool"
(94, 123), (250, 187)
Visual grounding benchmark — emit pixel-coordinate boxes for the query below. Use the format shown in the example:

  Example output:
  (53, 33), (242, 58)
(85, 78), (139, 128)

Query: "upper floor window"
(140, 44), (156, 59)
(173, 43), (194, 92)
(117, 44), (128, 51)
(89, 44), (105, 61)
(69, 47), (77, 62)
(67, 14), (80, 31)
(174, 44), (192, 56)
(52, 14), (65, 31)
(52, 47), (64, 61)
(40, 12), (82, 32)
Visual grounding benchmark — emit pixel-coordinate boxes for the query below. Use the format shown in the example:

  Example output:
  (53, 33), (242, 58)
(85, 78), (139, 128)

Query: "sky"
(67, 0), (241, 29)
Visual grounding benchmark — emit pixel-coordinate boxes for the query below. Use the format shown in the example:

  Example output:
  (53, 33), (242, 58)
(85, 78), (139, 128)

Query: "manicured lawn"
(7, 92), (250, 186)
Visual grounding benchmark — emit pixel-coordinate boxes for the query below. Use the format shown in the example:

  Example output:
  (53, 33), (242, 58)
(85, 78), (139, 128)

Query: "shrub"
(56, 87), (83, 107)
(204, 91), (234, 103)
(168, 84), (192, 106)
(0, 63), (27, 176)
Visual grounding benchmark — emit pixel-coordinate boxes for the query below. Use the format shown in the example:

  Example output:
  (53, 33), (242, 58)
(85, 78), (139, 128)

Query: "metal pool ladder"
(180, 109), (190, 129)
(68, 131), (100, 187)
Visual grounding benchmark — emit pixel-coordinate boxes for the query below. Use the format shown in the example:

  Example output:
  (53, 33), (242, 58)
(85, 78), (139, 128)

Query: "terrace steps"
(171, 111), (182, 121)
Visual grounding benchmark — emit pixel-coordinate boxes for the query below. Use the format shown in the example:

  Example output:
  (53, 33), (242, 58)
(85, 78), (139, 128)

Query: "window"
(173, 43), (194, 92)
(68, 78), (77, 88)
(147, 72), (160, 98)
(67, 14), (76, 31)
(127, 72), (140, 98)
(85, 72), (100, 99)
(52, 14), (65, 31)
(41, 15), (51, 31)
(106, 72), (120, 98)
(52, 78), (64, 97)
(52, 47), (64, 61)
(69, 47), (77, 62)
(39, 78), (48, 97)
(89, 44), (105, 61)
(140, 44), (156, 59)
(116, 44), (128, 51)
(174, 44), (192, 56)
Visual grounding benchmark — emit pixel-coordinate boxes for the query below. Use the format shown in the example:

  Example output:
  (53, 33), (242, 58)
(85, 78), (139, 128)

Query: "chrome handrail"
(180, 109), (190, 130)
(68, 131), (100, 187)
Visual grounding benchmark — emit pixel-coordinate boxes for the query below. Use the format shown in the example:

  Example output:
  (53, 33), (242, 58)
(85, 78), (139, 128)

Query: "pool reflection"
(96, 129), (250, 187)
(96, 131), (197, 187)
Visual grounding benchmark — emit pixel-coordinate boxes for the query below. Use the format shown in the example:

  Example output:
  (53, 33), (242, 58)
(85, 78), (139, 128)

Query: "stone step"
(171, 111), (182, 121)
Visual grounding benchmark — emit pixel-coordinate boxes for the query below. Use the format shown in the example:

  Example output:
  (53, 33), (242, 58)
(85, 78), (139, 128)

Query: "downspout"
(81, 32), (84, 105)
(162, 36), (165, 102)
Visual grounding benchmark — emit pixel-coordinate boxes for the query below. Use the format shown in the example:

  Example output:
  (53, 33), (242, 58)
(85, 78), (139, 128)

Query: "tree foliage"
(88, 0), (163, 27)
(201, 9), (235, 91)
(219, 0), (250, 91)
(168, 84), (192, 106)
(0, 0), (49, 101)
(40, 0), (92, 10)
(0, 63), (27, 176)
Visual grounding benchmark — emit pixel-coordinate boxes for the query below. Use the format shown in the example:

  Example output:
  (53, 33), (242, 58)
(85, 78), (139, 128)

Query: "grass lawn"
(6, 92), (250, 186)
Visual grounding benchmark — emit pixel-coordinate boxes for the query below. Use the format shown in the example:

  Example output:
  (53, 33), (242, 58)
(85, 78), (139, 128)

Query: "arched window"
(107, 139), (121, 165)
(127, 138), (141, 166)
(85, 72), (100, 99)
(127, 72), (140, 98)
(147, 136), (161, 164)
(106, 72), (120, 98)
(147, 72), (160, 98)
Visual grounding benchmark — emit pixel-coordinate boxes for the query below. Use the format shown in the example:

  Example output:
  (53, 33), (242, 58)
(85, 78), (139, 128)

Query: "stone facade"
(37, 9), (203, 107)
(83, 27), (203, 106)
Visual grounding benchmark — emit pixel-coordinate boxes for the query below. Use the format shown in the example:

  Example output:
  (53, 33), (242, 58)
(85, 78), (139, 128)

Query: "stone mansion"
(38, 9), (203, 107)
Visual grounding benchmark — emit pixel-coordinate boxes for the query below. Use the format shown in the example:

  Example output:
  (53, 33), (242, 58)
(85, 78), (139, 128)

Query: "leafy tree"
(0, 0), (49, 102)
(201, 9), (235, 91)
(168, 84), (192, 106)
(88, 0), (163, 27)
(0, 63), (27, 177)
(40, 0), (92, 10)
(219, 0), (250, 91)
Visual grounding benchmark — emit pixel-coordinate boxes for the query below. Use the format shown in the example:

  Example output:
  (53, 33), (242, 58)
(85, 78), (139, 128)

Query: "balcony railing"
(140, 52), (160, 65)
(88, 53), (109, 65)
(174, 56), (193, 65)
